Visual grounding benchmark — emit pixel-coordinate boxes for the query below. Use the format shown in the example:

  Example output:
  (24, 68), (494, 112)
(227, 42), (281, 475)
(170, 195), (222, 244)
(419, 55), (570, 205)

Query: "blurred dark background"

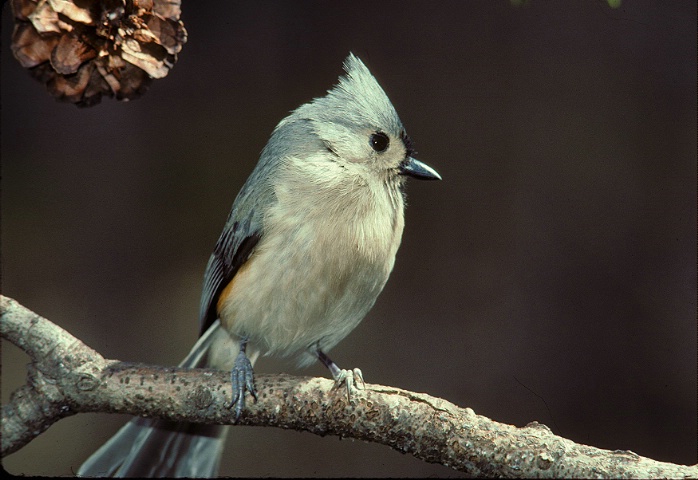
(2, 1), (695, 477)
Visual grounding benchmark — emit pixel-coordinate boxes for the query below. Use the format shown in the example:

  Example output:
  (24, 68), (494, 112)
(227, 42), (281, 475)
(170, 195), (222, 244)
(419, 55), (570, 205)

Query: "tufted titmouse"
(78, 53), (440, 477)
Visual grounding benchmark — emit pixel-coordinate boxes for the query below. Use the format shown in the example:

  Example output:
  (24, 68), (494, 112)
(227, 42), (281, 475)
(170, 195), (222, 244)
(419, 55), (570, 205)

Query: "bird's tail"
(77, 321), (241, 478)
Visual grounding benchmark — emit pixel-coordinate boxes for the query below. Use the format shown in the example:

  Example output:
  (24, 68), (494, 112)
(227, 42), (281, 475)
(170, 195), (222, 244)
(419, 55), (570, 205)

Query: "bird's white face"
(314, 121), (415, 183)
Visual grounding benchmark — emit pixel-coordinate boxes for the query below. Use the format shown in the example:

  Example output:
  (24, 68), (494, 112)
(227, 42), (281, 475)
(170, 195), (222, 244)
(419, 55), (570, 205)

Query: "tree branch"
(1, 295), (695, 478)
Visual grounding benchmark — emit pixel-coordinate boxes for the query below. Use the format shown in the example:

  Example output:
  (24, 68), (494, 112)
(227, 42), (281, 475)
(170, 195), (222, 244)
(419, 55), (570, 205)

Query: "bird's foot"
(228, 344), (257, 421)
(331, 367), (365, 400)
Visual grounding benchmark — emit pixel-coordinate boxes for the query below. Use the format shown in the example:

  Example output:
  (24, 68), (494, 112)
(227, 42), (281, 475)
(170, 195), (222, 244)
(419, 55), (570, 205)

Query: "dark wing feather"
(198, 125), (279, 336)
(199, 212), (261, 336)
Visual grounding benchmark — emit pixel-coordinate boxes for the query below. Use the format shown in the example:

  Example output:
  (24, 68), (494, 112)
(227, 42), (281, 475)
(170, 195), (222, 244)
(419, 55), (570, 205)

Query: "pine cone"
(10, 0), (187, 107)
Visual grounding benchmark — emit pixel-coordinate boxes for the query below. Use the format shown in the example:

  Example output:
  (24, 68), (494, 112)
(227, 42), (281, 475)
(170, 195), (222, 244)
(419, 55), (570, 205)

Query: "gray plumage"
(78, 53), (439, 478)
(77, 321), (238, 477)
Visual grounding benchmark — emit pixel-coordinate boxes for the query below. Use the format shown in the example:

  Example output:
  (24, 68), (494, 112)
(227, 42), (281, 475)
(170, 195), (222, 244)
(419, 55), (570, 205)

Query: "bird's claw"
(332, 367), (365, 400)
(229, 350), (257, 421)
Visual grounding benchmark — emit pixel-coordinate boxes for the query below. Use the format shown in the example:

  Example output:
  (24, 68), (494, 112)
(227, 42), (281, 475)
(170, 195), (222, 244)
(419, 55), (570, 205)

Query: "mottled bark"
(2, 296), (696, 478)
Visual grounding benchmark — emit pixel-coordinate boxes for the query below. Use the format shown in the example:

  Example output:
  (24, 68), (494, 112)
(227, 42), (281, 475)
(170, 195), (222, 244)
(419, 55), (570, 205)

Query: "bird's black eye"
(370, 132), (390, 152)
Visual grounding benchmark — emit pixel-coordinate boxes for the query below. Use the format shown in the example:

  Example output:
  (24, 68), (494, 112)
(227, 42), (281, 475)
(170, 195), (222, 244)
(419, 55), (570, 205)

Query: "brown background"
(2, 1), (696, 477)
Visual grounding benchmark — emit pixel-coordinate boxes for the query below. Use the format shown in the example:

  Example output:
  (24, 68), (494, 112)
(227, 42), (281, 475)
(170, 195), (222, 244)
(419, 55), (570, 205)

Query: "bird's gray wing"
(199, 210), (262, 337)
(198, 156), (279, 337)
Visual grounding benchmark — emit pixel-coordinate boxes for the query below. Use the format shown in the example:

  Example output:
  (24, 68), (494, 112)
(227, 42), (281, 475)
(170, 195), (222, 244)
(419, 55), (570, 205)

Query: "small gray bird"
(78, 53), (440, 477)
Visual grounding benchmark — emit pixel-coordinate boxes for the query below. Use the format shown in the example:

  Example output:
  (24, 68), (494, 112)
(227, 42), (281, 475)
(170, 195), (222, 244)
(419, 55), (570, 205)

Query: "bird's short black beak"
(399, 157), (442, 180)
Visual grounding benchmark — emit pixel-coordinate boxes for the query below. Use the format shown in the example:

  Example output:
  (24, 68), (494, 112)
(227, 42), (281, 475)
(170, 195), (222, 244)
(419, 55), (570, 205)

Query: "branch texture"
(2, 295), (696, 478)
